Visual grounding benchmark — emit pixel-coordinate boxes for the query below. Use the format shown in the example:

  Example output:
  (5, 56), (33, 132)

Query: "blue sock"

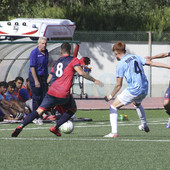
(21, 110), (39, 128)
(55, 111), (74, 129)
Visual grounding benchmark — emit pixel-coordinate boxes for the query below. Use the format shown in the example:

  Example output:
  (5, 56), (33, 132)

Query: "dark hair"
(7, 81), (16, 88)
(61, 43), (71, 54)
(15, 76), (24, 82)
(84, 57), (90, 65)
(0, 81), (8, 88)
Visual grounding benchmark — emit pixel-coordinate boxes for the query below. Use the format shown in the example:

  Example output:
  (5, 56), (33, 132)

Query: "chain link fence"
(74, 31), (170, 42)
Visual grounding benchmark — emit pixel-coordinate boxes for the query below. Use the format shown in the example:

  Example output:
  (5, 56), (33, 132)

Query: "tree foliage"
(0, 0), (169, 31)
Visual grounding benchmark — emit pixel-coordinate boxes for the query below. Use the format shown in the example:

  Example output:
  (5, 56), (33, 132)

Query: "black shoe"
(144, 126), (150, 133)
(11, 126), (22, 137)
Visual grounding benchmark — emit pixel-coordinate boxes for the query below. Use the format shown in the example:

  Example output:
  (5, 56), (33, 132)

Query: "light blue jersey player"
(104, 41), (170, 138)
(116, 54), (148, 96)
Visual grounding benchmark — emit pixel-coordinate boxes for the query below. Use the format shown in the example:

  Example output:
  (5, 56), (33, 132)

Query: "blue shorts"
(39, 94), (76, 111)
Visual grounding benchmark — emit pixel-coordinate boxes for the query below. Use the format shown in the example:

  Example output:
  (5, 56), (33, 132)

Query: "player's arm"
(30, 67), (40, 87)
(47, 73), (53, 84)
(145, 52), (170, 60)
(145, 59), (170, 69)
(104, 77), (123, 102)
(74, 66), (103, 86)
(0, 99), (13, 109)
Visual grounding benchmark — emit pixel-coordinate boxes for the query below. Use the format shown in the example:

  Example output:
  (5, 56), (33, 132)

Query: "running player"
(145, 52), (170, 128)
(104, 42), (170, 137)
(11, 42), (103, 137)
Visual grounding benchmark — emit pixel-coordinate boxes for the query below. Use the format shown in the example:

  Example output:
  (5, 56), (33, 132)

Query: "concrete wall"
(73, 42), (170, 97)
(0, 41), (169, 97)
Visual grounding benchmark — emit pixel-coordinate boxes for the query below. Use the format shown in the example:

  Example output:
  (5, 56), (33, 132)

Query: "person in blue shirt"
(5, 81), (18, 102)
(104, 41), (170, 138)
(29, 36), (49, 111)
(0, 81), (23, 120)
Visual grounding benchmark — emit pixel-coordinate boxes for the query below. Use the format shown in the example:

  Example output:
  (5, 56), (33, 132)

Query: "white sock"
(135, 104), (147, 127)
(110, 105), (118, 134)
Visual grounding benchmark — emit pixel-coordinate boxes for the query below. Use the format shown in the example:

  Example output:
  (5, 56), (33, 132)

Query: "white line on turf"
(0, 121), (167, 131)
(0, 137), (170, 142)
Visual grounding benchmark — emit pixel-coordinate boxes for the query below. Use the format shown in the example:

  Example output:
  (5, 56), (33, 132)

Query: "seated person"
(5, 81), (24, 114)
(18, 78), (32, 111)
(0, 81), (23, 120)
(13, 77), (24, 99)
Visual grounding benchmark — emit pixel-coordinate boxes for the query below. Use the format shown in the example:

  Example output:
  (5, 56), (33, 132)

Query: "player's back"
(120, 54), (148, 96)
(48, 55), (80, 98)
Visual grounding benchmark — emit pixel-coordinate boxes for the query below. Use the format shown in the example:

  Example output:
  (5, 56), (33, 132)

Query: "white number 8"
(55, 63), (63, 77)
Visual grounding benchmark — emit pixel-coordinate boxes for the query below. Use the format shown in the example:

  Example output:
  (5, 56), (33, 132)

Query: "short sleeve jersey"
(0, 94), (4, 100)
(5, 92), (17, 101)
(29, 47), (49, 77)
(116, 54), (148, 96)
(47, 55), (80, 98)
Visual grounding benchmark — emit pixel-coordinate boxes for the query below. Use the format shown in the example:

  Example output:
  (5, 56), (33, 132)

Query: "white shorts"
(117, 89), (146, 106)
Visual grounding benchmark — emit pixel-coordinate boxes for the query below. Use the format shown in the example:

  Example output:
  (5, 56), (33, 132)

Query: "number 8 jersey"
(116, 54), (148, 96)
(48, 55), (80, 98)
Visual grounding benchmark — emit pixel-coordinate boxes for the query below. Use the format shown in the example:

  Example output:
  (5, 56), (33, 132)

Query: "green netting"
(73, 31), (170, 42)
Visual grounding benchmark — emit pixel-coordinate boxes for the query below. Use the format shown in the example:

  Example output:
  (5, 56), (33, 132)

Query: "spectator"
(13, 77), (24, 100)
(0, 81), (23, 120)
(5, 81), (24, 114)
(18, 78), (32, 111)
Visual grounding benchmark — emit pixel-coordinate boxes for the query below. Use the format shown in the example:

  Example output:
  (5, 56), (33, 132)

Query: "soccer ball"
(59, 120), (74, 134)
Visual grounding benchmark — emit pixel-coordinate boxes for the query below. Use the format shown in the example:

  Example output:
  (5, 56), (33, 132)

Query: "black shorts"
(39, 94), (76, 111)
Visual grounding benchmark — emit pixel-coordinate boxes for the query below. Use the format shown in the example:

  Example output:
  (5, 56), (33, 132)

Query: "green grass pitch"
(0, 109), (170, 170)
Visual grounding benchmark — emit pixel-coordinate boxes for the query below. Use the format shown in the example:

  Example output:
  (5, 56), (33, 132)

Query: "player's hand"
(104, 96), (110, 102)
(145, 56), (151, 60)
(94, 80), (104, 87)
(35, 80), (40, 87)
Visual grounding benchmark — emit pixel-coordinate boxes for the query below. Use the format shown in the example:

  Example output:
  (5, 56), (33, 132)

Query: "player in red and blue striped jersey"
(11, 42), (103, 137)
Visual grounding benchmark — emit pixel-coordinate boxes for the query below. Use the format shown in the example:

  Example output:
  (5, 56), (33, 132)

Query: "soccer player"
(145, 52), (170, 128)
(11, 42), (103, 137)
(104, 41), (170, 138)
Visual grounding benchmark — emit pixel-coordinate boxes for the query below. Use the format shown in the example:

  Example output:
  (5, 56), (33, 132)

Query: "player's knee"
(67, 108), (77, 115)
(110, 105), (117, 114)
(133, 102), (141, 107)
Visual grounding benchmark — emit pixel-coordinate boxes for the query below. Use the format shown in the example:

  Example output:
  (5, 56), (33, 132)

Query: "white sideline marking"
(0, 121), (167, 131)
(0, 137), (170, 142)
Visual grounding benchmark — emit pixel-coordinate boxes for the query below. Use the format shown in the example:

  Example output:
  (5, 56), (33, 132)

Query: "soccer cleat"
(166, 123), (170, 128)
(33, 118), (43, 125)
(138, 125), (150, 133)
(50, 126), (61, 136)
(11, 126), (22, 137)
(16, 112), (24, 120)
(104, 133), (118, 138)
